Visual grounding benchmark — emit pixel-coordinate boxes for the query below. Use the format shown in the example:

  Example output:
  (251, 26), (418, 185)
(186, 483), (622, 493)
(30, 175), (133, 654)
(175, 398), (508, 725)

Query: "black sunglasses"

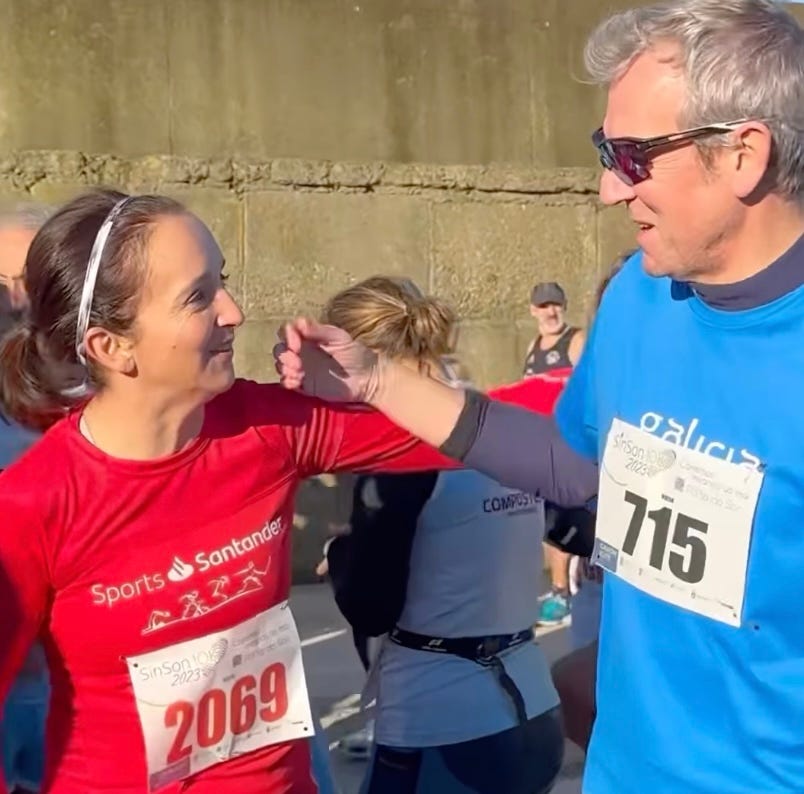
(592, 120), (750, 186)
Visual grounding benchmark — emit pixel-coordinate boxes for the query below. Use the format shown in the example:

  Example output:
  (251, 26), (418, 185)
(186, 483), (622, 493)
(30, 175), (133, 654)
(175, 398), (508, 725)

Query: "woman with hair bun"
(320, 276), (565, 794)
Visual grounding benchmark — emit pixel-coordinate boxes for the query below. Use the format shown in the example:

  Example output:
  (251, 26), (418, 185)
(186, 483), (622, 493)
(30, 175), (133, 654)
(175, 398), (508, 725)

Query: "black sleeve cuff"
(438, 389), (490, 461)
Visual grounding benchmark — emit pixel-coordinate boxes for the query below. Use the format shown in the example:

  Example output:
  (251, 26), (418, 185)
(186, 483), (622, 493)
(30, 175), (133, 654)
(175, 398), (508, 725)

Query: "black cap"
(530, 282), (566, 306)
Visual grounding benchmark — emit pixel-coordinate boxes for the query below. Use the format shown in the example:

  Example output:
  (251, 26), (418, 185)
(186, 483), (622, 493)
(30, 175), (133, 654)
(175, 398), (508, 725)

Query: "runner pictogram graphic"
(142, 558), (273, 635)
(180, 591), (210, 619)
(210, 576), (230, 600)
(144, 610), (173, 633)
(234, 560), (271, 595)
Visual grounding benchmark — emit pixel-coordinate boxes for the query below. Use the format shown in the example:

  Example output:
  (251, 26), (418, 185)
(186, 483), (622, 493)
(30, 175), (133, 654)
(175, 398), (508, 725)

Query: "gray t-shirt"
(372, 468), (559, 747)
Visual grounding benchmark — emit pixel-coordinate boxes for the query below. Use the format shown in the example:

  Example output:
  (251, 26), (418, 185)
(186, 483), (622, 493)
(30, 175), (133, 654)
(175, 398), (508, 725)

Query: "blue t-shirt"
(556, 248), (804, 794)
(0, 417), (38, 469)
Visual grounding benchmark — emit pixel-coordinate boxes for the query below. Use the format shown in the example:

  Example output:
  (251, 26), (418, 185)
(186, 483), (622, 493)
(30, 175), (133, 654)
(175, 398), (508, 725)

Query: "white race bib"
(127, 601), (313, 791)
(595, 418), (764, 626)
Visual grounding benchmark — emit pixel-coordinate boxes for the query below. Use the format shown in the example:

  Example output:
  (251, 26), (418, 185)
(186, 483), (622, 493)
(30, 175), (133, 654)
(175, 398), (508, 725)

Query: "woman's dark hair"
(0, 188), (184, 431)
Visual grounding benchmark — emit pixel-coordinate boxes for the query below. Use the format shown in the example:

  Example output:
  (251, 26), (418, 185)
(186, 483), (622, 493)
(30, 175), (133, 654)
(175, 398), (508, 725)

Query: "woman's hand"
(273, 317), (384, 403)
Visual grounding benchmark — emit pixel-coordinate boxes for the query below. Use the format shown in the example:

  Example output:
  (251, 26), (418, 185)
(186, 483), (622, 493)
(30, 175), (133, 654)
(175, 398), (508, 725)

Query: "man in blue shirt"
(273, 1), (804, 791)
(556, 1), (804, 791)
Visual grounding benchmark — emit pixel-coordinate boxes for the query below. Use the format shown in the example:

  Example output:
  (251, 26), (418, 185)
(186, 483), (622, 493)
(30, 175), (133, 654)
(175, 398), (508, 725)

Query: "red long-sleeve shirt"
(0, 375), (566, 793)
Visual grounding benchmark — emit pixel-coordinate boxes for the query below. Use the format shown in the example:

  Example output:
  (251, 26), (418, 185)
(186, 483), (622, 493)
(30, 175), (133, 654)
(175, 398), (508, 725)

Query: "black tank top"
(522, 326), (579, 376)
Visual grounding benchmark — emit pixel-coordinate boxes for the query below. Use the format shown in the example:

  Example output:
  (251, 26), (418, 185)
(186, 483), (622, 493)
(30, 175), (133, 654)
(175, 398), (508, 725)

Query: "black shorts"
(361, 706), (564, 794)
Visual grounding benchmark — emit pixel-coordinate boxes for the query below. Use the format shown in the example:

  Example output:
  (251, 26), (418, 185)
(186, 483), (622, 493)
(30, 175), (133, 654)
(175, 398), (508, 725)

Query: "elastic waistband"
(389, 627), (534, 661)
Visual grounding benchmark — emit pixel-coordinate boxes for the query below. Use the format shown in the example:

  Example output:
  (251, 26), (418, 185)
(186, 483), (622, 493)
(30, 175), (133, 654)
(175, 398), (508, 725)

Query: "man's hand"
(273, 317), (384, 403)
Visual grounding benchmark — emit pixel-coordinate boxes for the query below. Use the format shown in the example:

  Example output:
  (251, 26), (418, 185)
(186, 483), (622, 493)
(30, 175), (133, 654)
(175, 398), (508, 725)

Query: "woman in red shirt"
(0, 189), (468, 794)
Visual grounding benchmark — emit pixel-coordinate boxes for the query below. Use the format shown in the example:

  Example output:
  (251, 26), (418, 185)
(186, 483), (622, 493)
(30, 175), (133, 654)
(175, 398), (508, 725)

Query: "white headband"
(74, 197), (132, 366)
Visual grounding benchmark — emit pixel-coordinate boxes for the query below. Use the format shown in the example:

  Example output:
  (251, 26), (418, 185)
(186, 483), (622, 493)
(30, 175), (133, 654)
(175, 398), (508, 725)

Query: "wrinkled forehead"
(604, 43), (687, 138)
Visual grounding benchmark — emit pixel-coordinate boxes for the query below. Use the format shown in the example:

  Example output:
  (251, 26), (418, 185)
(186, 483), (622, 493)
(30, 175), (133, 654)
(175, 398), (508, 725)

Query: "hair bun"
(322, 275), (458, 365)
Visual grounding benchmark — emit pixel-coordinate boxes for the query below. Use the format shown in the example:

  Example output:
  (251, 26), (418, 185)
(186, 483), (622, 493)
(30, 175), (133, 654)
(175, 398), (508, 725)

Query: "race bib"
(127, 602), (314, 791)
(594, 418), (764, 626)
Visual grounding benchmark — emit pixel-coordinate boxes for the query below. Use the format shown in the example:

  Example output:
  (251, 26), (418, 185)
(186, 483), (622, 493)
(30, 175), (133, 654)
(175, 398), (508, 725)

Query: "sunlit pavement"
(293, 583), (584, 794)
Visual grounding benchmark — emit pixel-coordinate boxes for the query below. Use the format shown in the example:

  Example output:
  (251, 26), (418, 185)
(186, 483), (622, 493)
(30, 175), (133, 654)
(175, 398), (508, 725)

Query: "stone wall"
(4, 1), (800, 168)
(0, 149), (635, 381)
(0, 149), (635, 580)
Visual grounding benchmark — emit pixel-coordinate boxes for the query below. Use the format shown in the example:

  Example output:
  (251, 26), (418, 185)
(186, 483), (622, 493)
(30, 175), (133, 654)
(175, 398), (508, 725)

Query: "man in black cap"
(523, 282), (586, 625)
(522, 281), (585, 377)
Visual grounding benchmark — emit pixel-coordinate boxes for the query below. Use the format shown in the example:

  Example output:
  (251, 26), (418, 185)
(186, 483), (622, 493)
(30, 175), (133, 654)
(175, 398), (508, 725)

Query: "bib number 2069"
(621, 490), (709, 584)
(165, 662), (288, 764)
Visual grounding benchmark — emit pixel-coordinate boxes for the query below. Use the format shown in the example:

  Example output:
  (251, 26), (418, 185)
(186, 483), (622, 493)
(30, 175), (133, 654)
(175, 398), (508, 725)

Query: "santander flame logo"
(167, 556), (195, 583)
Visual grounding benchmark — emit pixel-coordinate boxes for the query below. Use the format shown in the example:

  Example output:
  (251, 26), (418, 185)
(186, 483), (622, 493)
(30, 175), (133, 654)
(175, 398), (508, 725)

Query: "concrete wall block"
(0, 187), (37, 208)
(233, 319), (279, 383)
(455, 322), (522, 389)
(82, 155), (131, 189)
(165, 188), (245, 301)
(381, 162), (486, 190)
(28, 183), (90, 207)
(0, 151), (84, 192)
(232, 161), (273, 191)
(2, 2), (802, 166)
(514, 321), (537, 368)
(596, 204), (637, 276)
(0, 150), (603, 200)
(244, 191), (431, 319)
(270, 159), (331, 187)
(128, 156), (212, 190)
(432, 201), (598, 322)
(125, 156), (170, 194)
(207, 160), (236, 188)
(329, 162), (384, 188)
(474, 166), (599, 195)
(0, 0), (171, 156)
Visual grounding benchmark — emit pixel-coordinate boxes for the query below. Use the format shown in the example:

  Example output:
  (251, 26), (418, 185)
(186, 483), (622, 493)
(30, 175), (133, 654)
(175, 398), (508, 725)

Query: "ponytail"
(0, 323), (76, 432)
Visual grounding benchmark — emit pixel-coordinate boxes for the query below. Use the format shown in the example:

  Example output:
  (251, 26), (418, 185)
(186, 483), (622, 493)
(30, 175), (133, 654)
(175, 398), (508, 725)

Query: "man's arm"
(568, 328), (587, 366)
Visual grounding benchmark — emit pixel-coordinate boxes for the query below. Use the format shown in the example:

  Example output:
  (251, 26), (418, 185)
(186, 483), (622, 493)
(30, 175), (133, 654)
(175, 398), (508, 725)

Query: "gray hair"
(0, 202), (52, 232)
(584, 0), (804, 201)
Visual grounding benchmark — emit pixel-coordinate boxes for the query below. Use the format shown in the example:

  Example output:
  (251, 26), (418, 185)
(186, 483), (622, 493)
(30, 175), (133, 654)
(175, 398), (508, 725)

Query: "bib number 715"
(620, 490), (709, 584)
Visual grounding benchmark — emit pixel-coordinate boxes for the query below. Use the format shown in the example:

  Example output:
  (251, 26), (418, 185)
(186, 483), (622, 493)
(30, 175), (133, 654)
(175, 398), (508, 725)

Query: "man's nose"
(599, 168), (637, 206)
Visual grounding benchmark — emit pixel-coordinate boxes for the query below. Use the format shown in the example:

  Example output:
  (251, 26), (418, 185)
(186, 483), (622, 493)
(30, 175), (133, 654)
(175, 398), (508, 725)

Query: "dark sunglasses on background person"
(592, 120), (751, 186)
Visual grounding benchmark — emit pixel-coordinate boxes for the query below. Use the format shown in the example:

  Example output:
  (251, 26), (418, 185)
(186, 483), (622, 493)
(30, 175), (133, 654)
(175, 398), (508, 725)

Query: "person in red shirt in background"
(0, 188), (576, 794)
